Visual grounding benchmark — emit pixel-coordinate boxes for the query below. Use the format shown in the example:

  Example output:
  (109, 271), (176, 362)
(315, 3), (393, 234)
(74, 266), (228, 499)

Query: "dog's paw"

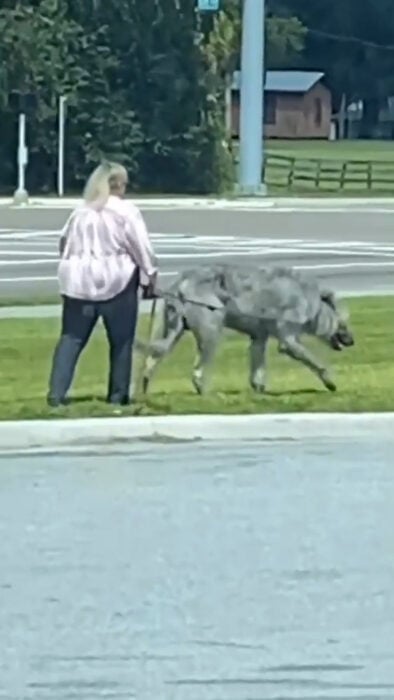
(326, 380), (337, 392)
(192, 375), (204, 395)
(251, 382), (266, 394)
(321, 371), (337, 392)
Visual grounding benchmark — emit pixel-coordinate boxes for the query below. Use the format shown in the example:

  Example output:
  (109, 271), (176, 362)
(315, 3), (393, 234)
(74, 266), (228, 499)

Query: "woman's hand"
(141, 272), (158, 300)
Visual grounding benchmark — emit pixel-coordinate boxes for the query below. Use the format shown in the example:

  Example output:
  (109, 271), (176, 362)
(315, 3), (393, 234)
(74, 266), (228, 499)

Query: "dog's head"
(320, 290), (355, 351)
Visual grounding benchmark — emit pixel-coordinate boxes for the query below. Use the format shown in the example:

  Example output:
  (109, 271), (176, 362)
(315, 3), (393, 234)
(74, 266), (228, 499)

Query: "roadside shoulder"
(0, 413), (392, 452)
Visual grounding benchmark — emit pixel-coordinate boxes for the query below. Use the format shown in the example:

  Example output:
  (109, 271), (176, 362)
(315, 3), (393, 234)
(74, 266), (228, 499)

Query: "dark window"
(315, 98), (322, 126)
(265, 94), (277, 124)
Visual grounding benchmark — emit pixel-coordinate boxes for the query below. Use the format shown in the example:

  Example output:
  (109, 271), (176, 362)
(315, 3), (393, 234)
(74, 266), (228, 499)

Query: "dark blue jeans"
(47, 273), (139, 406)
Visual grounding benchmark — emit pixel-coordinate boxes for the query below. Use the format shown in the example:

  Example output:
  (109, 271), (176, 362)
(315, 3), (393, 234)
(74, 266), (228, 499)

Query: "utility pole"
(13, 112), (29, 205)
(238, 0), (267, 195)
(57, 95), (67, 197)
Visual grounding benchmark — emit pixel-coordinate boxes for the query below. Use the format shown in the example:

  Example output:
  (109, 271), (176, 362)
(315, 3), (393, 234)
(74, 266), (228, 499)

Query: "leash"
(136, 296), (158, 396)
(150, 287), (224, 313)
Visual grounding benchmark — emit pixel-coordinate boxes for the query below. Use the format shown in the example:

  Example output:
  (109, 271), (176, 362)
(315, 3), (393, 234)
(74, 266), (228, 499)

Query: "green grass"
(0, 296), (60, 308)
(0, 296), (392, 420)
(266, 140), (394, 196)
(265, 139), (394, 162)
(231, 139), (394, 196)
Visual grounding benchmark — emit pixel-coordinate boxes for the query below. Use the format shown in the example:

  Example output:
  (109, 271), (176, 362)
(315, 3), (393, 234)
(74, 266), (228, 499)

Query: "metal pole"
(18, 113), (26, 192)
(58, 95), (66, 197)
(13, 112), (29, 205)
(238, 0), (266, 195)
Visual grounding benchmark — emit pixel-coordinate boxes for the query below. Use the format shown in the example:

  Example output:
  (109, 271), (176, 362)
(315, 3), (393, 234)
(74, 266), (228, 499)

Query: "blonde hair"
(83, 160), (128, 209)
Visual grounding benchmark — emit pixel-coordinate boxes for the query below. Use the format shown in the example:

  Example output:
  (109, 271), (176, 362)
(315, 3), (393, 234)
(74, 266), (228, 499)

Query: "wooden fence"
(263, 152), (394, 193)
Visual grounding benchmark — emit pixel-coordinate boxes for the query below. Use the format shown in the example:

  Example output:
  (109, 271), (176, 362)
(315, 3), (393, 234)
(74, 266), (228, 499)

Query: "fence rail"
(263, 152), (394, 193)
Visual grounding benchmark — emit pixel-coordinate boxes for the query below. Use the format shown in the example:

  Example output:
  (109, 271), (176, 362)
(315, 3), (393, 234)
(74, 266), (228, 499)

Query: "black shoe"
(106, 396), (131, 406)
(47, 396), (69, 408)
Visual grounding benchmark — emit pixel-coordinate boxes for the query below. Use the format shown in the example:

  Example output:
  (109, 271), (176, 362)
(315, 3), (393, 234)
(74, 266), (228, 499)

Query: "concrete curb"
(2, 196), (394, 211)
(0, 414), (393, 452)
(0, 196), (275, 210)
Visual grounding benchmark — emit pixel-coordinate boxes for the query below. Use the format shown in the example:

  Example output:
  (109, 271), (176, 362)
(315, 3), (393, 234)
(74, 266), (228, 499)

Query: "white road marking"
(1, 227), (394, 250)
(294, 261), (394, 270)
(0, 230), (60, 239)
(0, 275), (58, 283)
(0, 262), (393, 285)
(154, 250), (394, 260)
(0, 271), (175, 283)
(0, 254), (59, 259)
(0, 259), (56, 266)
(1, 248), (393, 266)
(0, 229), (393, 285)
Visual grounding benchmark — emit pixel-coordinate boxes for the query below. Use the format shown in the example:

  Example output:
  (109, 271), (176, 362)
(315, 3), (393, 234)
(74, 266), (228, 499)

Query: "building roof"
(231, 70), (325, 93)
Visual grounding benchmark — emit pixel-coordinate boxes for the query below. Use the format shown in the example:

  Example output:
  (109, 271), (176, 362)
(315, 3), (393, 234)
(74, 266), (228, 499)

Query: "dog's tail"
(135, 295), (185, 359)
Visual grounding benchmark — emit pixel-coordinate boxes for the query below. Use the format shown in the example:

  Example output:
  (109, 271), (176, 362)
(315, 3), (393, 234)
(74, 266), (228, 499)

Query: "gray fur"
(136, 264), (355, 395)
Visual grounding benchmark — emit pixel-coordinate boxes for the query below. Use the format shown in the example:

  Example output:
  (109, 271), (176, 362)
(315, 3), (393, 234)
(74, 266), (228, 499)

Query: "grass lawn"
(260, 139), (394, 196)
(230, 139), (394, 196)
(0, 295), (392, 420)
(0, 296), (60, 308)
(265, 139), (394, 162)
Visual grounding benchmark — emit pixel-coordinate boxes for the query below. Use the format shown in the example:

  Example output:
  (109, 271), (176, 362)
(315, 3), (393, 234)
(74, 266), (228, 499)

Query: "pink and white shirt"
(57, 195), (158, 301)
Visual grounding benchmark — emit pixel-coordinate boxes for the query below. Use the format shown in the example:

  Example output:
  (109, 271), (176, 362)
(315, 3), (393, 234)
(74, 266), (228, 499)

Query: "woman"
(47, 161), (158, 407)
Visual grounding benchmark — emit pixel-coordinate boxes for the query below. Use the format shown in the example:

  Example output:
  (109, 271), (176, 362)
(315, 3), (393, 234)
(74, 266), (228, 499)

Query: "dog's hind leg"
(278, 335), (336, 392)
(249, 334), (269, 393)
(142, 328), (185, 393)
(141, 302), (185, 394)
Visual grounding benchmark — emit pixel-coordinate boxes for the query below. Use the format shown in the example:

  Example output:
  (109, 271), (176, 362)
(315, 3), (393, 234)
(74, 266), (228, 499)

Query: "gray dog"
(136, 264), (355, 395)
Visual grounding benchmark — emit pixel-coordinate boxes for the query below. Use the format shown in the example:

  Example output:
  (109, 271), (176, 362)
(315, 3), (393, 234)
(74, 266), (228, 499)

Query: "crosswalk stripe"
(0, 230), (393, 265)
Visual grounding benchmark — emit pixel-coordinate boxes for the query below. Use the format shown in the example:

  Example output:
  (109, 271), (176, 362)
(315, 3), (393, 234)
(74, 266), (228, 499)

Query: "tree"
(78, 0), (234, 193)
(213, 0), (306, 71)
(0, 0), (142, 192)
(0, 0), (308, 195)
(287, 0), (394, 135)
(266, 15), (306, 68)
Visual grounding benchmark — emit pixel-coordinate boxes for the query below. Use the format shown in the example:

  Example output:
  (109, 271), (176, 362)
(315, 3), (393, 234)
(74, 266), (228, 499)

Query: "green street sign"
(197, 0), (219, 10)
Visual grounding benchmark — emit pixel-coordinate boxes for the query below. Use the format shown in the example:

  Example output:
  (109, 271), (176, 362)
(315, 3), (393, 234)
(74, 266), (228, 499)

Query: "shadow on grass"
(263, 388), (324, 397)
(150, 388), (325, 401)
(0, 393), (103, 407)
(214, 387), (323, 398)
(64, 395), (150, 416)
(0, 386), (326, 415)
(139, 386), (326, 413)
(67, 394), (103, 405)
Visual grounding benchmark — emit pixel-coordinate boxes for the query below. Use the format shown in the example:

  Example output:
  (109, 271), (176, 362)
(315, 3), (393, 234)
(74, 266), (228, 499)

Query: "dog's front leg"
(192, 334), (220, 395)
(191, 317), (223, 395)
(249, 335), (269, 392)
(278, 335), (337, 392)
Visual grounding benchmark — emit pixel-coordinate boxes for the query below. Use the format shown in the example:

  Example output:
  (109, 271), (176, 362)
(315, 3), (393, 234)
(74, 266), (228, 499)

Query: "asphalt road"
(2, 438), (394, 698)
(0, 207), (393, 298)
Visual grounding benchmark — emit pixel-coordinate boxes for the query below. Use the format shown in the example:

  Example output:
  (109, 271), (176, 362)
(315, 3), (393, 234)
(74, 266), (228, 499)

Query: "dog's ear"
(320, 289), (336, 310)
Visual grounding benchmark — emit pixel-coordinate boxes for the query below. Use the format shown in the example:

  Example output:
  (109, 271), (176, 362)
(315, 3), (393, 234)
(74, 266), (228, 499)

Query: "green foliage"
(0, 0), (143, 192)
(266, 15), (306, 68)
(211, 0), (307, 72)
(0, 0), (239, 194)
(288, 0), (394, 131)
(0, 0), (392, 195)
